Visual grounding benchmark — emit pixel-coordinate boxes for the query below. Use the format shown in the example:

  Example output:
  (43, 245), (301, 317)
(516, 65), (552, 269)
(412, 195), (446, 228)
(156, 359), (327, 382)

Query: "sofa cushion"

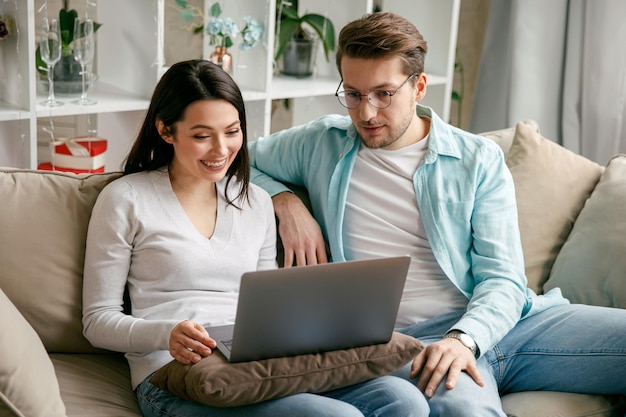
(0, 169), (122, 353)
(502, 391), (626, 417)
(544, 155), (626, 307)
(51, 353), (141, 417)
(0, 289), (67, 417)
(504, 121), (604, 293)
(150, 331), (422, 407)
(480, 124), (517, 155)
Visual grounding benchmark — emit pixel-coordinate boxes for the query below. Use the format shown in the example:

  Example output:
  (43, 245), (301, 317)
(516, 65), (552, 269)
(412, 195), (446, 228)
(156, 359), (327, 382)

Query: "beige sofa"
(1, 120), (625, 417)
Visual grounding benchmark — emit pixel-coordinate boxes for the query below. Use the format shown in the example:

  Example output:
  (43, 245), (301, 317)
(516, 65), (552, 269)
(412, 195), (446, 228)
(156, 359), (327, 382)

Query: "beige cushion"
(480, 124), (518, 155)
(0, 169), (122, 353)
(150, 331), (423, 407)
(51, 354), (141, 417)
(502, 391), (626, 417)
(0, 289), (67, 417)
(504, 121), (604, 293)
(544, 155), (626, 307)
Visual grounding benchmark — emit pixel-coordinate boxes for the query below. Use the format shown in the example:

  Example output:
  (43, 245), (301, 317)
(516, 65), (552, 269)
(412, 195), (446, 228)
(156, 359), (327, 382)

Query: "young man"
(249, 12), (626, 416)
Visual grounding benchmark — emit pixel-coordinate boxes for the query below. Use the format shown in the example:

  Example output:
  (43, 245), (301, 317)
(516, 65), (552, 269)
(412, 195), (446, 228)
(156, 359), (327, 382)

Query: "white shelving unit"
(0, 0), (458, 172)
(208, 0), (460, 140)
(0, 0), (165, 171)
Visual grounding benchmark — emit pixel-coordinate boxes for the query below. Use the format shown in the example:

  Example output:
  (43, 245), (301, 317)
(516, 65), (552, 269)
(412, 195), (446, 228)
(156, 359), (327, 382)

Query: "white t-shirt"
(343, 139), (468, 328)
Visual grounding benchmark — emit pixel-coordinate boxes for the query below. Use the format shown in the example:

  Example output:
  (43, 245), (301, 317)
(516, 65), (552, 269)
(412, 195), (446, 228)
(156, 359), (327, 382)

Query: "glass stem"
(47, 64), (55, 103)
(80, 64), (87, 102)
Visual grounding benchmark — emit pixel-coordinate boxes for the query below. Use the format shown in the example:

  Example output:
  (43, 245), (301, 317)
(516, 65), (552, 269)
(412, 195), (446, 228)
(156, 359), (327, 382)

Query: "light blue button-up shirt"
(249, 104), (568, 356)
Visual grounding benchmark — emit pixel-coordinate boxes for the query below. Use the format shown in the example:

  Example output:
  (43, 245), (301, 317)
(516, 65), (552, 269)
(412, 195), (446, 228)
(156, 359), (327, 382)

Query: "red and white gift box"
(42, 136), (107, 173)
(37, 162), (105, 174)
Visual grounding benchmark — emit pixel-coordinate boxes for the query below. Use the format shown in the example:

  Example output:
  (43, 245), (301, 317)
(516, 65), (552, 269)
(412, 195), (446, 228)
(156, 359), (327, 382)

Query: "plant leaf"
(274, 18), (301, 61)
(281, 5), (299, 20)
(451, 91), (461, 101)
(300, 14), (335, 61)
(59, 8), (77, 44)
(179, 9), (195, 22)
(175, 0), (188, 7)
(209, 2), (222, 18)
(35, 47), (46, 76)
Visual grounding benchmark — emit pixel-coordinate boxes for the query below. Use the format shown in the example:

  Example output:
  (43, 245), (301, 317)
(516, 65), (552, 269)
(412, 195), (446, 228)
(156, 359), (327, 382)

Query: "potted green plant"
(274, 0), (335, 77)
(35, 1), (102, 90)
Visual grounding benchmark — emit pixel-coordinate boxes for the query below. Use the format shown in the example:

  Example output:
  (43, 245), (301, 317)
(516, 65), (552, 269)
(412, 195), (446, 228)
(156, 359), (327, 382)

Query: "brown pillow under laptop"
(150, 331), (422, 407)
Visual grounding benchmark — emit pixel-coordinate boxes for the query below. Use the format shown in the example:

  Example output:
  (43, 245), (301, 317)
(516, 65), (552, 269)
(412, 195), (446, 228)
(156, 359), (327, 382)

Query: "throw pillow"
(0, 169), (121, 353)
(0, 289), (67, 417)
(544, 155), (626, 307)
(480, 123), (519, 155)
(504, 121), (603, 293)
(150, 331), (422, 407)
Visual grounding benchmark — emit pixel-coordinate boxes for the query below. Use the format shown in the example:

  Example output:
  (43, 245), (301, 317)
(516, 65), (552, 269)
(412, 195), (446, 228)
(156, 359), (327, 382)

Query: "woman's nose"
(213, 136), (228, 153)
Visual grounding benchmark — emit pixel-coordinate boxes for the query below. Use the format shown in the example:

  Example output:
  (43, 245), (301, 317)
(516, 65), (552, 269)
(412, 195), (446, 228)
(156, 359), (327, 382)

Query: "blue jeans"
(394, 304), (626, 417)
(137, 374), (429, 417)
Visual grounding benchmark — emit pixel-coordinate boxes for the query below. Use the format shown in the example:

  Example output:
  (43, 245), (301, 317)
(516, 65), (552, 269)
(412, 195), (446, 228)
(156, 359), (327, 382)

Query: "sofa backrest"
(0, 121), (607, 354)
(0, 169), (122, 353)
(481, 121), (604, 293)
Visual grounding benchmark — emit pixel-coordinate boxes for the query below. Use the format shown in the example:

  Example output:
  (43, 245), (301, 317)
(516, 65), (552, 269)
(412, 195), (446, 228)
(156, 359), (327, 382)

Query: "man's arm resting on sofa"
(273, 191), (327, 267)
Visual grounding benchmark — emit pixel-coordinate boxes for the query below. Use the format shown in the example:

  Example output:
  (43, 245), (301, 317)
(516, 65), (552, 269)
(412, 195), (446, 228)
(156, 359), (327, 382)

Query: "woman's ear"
(156, 120), (173, 144)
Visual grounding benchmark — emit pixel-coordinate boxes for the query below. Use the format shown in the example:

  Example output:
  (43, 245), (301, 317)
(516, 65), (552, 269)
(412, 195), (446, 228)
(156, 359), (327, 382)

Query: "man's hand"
(273, 192), (328, 267)
(410, 337), (484, 398)
(169, 320), (216, 364)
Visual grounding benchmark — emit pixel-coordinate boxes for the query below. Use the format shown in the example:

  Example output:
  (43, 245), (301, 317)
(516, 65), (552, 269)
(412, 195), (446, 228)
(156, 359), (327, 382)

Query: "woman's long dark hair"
(124, 60), (250, 206)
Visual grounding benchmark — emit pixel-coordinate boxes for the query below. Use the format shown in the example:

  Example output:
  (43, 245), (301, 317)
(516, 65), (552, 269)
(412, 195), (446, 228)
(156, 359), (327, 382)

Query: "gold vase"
(210, 46), (233, 76)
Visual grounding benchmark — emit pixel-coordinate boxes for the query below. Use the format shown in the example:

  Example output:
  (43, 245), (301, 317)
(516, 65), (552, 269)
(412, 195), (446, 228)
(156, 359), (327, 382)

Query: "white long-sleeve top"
(82, 167), (277, 389)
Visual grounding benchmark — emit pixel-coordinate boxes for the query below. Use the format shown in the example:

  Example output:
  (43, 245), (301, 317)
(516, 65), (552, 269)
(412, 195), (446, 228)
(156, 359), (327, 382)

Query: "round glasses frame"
(335, 73), (417, 109)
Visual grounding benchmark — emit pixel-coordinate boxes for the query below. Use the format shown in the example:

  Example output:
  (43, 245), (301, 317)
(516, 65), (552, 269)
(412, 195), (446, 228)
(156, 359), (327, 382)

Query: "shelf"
(271, 76), (340, 100)
(0, 102), (30, 122)
(241, 89), (269, 102)
(35, 82), (150, 117)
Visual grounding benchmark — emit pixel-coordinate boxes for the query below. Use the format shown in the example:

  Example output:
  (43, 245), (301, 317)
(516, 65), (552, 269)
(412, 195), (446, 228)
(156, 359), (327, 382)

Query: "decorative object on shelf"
(274, 0), (335, 78)
(39, 136), (108, 174)
(0, 15), (16, 40)
(72, 18), (96, 105)
(209, 45), (232, 75)
(39, 17), (63, 107)
(35, 2), (102, 95)
(174, 1), (263, 75)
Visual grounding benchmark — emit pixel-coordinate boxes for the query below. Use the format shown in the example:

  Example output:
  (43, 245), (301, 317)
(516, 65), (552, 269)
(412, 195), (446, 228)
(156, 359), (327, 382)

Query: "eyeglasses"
(335, 73), (417, 109)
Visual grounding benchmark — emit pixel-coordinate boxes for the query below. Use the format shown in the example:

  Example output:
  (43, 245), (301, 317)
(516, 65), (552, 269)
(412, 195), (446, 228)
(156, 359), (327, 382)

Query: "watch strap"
(443, 331), (478, 357)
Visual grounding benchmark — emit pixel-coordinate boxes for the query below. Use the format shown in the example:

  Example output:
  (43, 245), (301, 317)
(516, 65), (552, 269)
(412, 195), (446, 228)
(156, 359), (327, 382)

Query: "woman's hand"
(273, 192), (328, 267)
(169, 320), (217, 364)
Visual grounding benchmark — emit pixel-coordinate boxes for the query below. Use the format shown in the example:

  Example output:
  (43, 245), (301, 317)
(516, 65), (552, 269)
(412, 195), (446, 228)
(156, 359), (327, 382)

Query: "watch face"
(459, 333), (475, 349)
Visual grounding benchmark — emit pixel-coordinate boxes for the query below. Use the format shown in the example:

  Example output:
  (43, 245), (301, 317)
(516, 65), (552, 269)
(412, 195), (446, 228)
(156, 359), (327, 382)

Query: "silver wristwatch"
(444, 331), (478, 357)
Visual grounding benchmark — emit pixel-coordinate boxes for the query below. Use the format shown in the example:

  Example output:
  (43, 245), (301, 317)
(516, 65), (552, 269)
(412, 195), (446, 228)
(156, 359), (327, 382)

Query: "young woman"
(82, 60), (425, 417)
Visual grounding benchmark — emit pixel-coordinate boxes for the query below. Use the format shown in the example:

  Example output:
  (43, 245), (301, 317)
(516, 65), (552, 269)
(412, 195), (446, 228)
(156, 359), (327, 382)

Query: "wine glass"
(72, 18), (96, 105)
(39, 17), (63, 107)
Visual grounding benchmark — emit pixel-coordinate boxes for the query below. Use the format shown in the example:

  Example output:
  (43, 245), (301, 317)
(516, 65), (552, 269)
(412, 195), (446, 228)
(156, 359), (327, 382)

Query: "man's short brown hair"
(335, 12), (428, 77)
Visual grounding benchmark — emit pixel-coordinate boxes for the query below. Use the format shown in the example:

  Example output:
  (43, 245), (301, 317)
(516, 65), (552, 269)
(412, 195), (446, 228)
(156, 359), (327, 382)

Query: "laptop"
(207, 255), (410, 363)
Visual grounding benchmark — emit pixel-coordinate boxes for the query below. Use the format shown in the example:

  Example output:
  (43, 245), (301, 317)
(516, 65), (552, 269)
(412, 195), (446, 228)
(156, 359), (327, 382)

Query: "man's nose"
(358, 98), (378, 120)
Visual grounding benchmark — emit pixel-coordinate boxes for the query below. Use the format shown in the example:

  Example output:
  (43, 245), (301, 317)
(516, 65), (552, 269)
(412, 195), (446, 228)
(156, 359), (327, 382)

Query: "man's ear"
(415, 72), (427, 102)
(156, 120), (173, 144)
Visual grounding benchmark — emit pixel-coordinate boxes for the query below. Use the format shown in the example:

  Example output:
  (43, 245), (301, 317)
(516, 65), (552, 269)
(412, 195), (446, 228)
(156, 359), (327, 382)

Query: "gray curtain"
(471, 0), (626, 165)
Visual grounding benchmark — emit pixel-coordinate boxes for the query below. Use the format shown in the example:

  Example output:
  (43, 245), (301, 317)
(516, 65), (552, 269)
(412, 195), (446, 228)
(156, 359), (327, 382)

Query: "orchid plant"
(175, 1), (263, 51)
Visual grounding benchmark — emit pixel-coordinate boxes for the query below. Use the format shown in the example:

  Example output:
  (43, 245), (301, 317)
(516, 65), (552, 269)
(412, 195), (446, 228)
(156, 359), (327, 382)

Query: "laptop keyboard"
(220, 339), (233, 351)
